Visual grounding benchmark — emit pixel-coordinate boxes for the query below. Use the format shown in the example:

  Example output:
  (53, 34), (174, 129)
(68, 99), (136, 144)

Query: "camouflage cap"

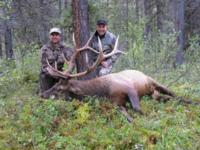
(49, 27), (61, 35)
(96, 19), (108, 25)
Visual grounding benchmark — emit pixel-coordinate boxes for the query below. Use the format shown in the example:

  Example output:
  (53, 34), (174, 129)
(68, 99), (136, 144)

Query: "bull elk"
(40, 34), (178, 122)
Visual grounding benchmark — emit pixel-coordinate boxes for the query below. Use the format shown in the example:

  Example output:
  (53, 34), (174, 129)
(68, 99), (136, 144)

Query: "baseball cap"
(96, 19), (108, 25)
(49, 27), (61, 35)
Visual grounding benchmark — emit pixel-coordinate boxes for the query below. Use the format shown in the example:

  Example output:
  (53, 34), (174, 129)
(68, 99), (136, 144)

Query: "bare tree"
(185, 0), (200, 42)
(64, 0), (69, 8)
(0, 5), (3, 59)
(119, 0), (129, 49)
(135, 0), (139, 22)
(4, 23), (13, 59)
(144, 0), (153, 37)
(3, 0), (13, 59)
(156, 0), (163, 31)
(173, 0), (185, 65)
(0, 35), (2, 58)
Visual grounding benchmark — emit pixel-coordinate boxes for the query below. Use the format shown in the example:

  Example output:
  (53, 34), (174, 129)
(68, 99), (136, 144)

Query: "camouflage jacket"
(40, 42), (73, 74)
(90, 31), (118, 67)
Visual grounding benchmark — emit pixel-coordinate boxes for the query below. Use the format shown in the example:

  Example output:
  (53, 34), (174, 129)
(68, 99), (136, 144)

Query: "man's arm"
(40, 46), (49, 74)
(40, 46), (55, 75)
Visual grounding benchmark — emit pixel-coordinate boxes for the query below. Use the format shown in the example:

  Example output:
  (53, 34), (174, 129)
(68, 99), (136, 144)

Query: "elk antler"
(99, 35), (126, 59)
(46, 34), (125, 79)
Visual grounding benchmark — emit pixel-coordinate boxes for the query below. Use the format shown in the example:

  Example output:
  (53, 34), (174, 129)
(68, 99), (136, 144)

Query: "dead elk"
(40, 35), (176, 122)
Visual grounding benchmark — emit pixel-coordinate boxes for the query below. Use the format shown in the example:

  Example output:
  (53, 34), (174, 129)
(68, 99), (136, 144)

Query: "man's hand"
(101, 61), (109, 68)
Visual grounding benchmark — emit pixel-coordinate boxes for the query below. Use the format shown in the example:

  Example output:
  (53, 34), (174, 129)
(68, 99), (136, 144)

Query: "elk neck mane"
(69, 77), (110, 97)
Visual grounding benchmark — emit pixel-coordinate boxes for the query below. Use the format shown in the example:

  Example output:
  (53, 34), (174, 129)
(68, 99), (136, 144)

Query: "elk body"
(42, 69), (175, 122)
(41, 34), (175, 122)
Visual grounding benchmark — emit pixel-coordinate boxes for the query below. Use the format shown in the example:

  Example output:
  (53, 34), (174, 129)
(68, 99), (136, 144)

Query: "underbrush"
(1, 86), (200, 150)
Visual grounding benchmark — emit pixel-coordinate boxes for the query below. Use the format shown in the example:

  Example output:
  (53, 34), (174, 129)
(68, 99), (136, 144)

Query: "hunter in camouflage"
(90, 19), (119, 76)
(39, 27), (73, 94)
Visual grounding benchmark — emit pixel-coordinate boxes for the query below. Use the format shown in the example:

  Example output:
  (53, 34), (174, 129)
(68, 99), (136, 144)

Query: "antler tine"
(72, 33), (76, 49)
(88, 36), (104, 67)
(114, 35), (119, 51)
(54, 61), (57, 70)
(62, 53), (70, 65)
(103, 36), (126, 59)
(78, 33), (94, 49)
(98, 36), (103, 52)
(76, 33), (99, 54)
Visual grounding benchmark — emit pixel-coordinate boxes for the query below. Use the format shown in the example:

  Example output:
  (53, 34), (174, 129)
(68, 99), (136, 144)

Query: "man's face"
(96, 24), (107, 36)
(50, 32), (61, 44)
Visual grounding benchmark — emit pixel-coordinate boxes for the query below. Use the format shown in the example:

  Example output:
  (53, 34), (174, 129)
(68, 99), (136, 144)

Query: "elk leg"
(152, 90), (173, 102)
(118, 106), (134, 123)
(110, 95), (134, 122)
(127, 90), (143, 115)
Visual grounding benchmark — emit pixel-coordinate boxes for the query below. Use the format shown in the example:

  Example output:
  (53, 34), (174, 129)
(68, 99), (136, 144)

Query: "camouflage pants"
(39, 72), (59, 94)
(98, 65), (112, 76)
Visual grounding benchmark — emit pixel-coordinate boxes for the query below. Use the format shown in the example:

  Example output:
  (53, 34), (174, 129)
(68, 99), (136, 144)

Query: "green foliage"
(0, 43), (39, 99)
(1, 81), (200, 149)
(114, 20), (178, 74)
(59, 7), (73, 32)
(0, 0), (13, 20)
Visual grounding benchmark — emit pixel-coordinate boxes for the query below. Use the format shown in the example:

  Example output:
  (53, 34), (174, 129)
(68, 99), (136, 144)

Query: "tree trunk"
(64, 0), (69, 8)
(106, 0), (109, 17)
(135, 0), (139, 22)
(3, 0), (13, 59)
(0, 35), (2, 58)
(185, 0), (200, 47)
(174, 0), (185, 65)
(72, 0), (93, 79)
(125, 0), (129, 49)
(144, 0), (152, 37)
(156, 0), (163, 31)
(125, 0), (128, 32)
(59, 0), (62, 17)
(38, 0), (48, 45)
(59, 0), (65, 41)
(4, 21), (13, 59)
